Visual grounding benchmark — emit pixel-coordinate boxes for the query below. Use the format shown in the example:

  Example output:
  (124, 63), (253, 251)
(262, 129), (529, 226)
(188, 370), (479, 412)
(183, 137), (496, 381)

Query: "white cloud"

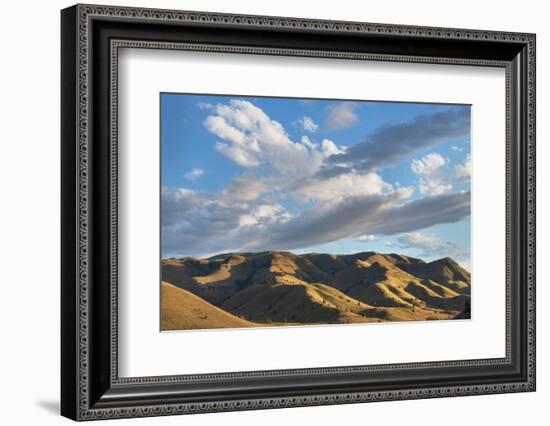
(411, 153), (446, 176)
(321, 139), (347, 157)
(198, 102), (213, 110)
(451, 145), (463, 152)
(293, 171), (397, 203)
(204, 100), (325, 179)
(205, 115), (248, 145)
(358, 234), (378, 242)
(162, 101), (471, 258)
(184, 168), (204, 181)
(455, 154), (472, 180)
(299, 137), (346, 158)
(239, 204), (291, 227)
(395, 231), (468, 262)
(325, 102), (358, 130)
(214, 141), (260, 168)
(397, 232), (440, 251)
(300, 135), (318, 150)
(418, 180), (452, 196)
(162, 186), (289, 256)
(411, 153), (452, 196)
(162, 183), (470, 257)
(297, 116), (318, 132)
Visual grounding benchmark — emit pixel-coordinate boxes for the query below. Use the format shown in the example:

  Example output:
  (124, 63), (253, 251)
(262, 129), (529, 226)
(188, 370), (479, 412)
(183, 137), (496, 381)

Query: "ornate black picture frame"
(61, 4), (536, 421)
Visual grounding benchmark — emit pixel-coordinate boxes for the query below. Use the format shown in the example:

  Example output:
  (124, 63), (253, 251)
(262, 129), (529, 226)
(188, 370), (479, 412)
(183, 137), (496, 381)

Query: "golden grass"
(160, 251), (469, 330)
(161, 281), (256, 330)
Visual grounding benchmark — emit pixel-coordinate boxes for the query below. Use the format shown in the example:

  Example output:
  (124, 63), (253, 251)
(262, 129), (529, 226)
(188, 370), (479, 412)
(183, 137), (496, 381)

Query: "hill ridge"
(161, 250), (470, 330)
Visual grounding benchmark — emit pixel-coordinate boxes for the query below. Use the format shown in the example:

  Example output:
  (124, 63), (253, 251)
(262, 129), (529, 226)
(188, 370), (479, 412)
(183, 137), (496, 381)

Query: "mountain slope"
(397, 257), (471, 294)
(161, 251), (471, 329)
(161, 281), (256, 330)
(222, 281), (375, 324)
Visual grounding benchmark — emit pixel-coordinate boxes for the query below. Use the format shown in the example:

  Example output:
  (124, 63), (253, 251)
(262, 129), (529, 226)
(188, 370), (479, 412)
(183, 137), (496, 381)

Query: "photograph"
(160, 94), (472, 331)
(57, 3), (536, 421)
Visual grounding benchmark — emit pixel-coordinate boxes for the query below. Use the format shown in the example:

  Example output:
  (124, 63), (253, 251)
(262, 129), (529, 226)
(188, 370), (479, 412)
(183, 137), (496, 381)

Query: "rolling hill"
(161, 281), (256, 330)
(161, 251), (471, 330)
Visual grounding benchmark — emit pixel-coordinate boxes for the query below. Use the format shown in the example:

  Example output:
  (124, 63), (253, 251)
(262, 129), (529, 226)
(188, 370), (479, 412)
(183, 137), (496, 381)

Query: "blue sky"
(161, 93), (471, 270)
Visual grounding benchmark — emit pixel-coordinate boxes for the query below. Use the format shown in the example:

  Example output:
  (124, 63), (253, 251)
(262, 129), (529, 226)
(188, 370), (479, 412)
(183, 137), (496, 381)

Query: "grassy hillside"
(161, 281), (256, 330)
(161, 251), (470, 330)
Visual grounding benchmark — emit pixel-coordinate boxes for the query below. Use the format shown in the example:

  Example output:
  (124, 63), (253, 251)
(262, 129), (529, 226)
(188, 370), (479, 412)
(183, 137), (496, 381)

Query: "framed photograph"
(61, 4), (536, 421)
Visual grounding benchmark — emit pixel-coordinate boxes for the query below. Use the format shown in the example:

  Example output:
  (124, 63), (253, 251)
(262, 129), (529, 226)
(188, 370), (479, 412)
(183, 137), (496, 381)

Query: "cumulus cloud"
(293, 171), (395, 203)
(161, 186), (292, 256)
(214, 140), (260, 168)
(455, 154), (472, 180)
(321, 139), (346, 157)
(299, 136), (346, 158)
(300, 135), (317, 150)
(325, 102), (358, 130)
(328, 108), (470, 172)
(411, 153), (446, 176)
(451, 145), (463, 152)
(204, 100), (326, 179)
(163, 100), (471, 258)
(297, 116), (318, 132)
(184, 168), (204, 181)
(239, 204), (291, 227)
(198, 101), (214, 110)
(410, 153), (452, 196)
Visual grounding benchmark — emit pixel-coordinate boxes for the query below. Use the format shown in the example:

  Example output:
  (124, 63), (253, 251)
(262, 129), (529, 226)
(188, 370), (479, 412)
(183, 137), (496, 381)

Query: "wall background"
(0, 0), (546, 424)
